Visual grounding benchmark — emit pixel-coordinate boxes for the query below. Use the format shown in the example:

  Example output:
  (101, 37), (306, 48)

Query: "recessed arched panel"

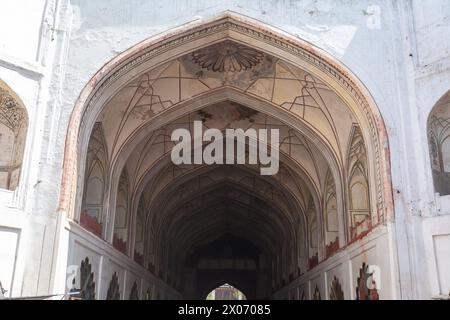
(113, 168), (129, 254)
(134, 197), (145, 265)
(0, 81), (28, 191)
(85, 176), (103, 207)
(347, 126), (371, 241)
(441, 137), (450, 172)
(81, 122), (107, 237)
(428, 91), (450, 195)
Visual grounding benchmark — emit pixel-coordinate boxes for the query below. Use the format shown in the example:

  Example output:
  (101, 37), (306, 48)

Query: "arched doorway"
(61, 12), (393, 300)
(206, 284), (247, 301)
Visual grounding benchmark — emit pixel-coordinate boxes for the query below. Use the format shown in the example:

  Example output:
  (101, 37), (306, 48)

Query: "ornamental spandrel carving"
(191, 41), (264, 73)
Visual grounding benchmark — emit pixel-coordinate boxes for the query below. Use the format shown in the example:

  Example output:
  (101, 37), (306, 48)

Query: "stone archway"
(60, 11), (393, 300)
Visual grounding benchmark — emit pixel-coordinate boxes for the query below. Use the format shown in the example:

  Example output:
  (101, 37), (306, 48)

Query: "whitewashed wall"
(0, 0), (60, 298)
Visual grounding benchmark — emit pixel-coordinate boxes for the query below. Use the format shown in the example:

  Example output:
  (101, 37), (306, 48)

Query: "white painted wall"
(0, 0), (46, 63)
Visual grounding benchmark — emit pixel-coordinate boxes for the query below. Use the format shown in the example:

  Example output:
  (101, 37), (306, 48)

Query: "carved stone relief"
(106, 273), (120, 300)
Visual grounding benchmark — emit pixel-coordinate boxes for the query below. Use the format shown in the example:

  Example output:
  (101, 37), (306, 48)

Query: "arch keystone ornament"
(191, 40), (264, 72)
(61, 11), (393, 229)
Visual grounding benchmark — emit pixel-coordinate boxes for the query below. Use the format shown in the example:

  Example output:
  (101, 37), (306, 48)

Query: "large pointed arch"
(60, 12), (393, 229)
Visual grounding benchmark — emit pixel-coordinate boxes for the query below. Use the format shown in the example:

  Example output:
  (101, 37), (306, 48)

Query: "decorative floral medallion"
(191, 41), (264, 72)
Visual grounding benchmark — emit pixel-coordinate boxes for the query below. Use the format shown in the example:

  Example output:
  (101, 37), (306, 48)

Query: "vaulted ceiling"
(80, 40), (370, 298)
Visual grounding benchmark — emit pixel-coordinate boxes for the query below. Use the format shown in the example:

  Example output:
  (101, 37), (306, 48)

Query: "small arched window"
(0, 84), (28, 191)
(428, 91), (450, 195)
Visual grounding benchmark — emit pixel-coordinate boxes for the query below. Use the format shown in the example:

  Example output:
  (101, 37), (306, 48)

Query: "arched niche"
(113, 168), (130, 255)
(428, 91), (450, 196)
(323, 169), (339, 257)
(133, 197), (145, 265)
(0, 80), (28, 191)
(80, 122), (108, 238)
(347, 126), (371, 240)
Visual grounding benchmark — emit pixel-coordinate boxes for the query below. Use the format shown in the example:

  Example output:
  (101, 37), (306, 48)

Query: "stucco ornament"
(191, 41), (264, 72)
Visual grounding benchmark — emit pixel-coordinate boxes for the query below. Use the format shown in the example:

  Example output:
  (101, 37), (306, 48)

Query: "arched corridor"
(61, 12), (394, 300)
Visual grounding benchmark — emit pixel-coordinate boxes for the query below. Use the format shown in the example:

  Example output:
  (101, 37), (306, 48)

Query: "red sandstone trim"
(79, 210), (103, 238)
